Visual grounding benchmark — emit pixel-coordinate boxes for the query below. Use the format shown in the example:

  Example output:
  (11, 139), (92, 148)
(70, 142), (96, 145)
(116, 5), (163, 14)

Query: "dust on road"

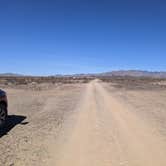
(1, 81), (166, 166)
(50, 80), (166, 166)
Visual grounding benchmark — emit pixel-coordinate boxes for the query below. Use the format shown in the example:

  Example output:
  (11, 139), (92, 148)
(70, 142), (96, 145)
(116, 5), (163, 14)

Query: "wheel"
(0, 104), (7, 128)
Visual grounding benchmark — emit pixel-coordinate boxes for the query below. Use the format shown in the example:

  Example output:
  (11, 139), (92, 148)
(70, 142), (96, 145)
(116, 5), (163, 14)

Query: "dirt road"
(50, 80), (166, 166)
(1, 80), (166, 166)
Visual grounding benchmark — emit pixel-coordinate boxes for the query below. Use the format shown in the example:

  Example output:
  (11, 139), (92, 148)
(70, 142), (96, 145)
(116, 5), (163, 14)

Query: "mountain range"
(1, 70), (166, 78)
(100, 70), (166, 78)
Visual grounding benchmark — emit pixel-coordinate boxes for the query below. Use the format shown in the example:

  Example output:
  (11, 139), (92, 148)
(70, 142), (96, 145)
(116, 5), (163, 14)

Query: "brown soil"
(1, 80), (166, 166)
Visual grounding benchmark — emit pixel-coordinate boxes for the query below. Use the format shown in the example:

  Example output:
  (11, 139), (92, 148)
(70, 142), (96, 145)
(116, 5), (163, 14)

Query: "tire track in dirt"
(49, 80), (166, 166)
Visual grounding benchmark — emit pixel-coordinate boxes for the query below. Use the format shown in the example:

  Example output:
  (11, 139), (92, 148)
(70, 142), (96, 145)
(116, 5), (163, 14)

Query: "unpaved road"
(49, 80), (166, 166)
(1, 80), (166, 166)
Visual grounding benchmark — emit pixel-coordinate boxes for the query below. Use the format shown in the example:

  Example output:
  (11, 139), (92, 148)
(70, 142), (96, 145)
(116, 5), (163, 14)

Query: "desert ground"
(1, 77), (166, 166)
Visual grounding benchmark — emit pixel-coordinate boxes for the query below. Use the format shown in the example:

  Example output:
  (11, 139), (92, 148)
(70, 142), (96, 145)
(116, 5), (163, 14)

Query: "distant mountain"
(0, 73), (23, 77)
(1, 71), (166, 78)
(100, 70), (166, 78)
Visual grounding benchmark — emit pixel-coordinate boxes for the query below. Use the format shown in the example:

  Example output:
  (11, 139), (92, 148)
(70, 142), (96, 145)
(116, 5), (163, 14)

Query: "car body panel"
(0, 89), (8, 108)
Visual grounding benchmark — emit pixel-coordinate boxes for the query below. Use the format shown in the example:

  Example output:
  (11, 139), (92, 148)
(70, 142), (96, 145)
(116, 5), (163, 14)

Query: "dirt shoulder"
(105, 82), (166, 139)
(0, 84), (85, 166)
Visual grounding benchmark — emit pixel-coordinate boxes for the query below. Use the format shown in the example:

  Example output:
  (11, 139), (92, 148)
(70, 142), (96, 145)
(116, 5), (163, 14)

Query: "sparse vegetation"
(99, 76), (166, 90)
(0, 76), (93, 90)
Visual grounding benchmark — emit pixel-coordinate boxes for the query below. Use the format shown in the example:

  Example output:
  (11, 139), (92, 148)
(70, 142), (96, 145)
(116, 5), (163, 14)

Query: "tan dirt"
(0, 84), (85, 166)
(49, 80), (166, 166)
(1, 80), (166, 166)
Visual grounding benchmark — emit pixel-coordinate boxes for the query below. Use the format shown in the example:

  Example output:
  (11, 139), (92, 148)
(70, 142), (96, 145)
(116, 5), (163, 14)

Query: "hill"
(100, 70), (166, 78)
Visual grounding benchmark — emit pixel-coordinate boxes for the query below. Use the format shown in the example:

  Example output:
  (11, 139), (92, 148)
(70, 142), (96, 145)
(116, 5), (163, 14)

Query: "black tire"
(0, 104), (7, 128)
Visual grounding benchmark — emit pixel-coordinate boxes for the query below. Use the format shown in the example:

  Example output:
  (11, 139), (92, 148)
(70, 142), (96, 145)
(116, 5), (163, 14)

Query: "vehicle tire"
(0, 103), (7, 128)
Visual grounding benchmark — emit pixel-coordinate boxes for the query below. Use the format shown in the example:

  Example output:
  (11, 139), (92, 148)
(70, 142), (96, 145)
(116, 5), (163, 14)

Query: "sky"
(0, 0), (166, 75)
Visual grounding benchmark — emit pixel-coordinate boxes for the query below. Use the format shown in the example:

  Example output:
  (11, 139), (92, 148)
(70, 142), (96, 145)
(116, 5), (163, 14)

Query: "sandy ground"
(0, 84), (84, 166)
(1, 80), (166, 165)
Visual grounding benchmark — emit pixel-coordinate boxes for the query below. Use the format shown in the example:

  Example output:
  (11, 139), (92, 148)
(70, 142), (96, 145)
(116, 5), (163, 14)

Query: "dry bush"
(99, 76), (166, 90)
(0, 76), (92, 90)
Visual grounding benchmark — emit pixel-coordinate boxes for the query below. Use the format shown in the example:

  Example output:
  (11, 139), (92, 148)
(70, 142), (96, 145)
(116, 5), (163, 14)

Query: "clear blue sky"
(0, 0), (166, 75)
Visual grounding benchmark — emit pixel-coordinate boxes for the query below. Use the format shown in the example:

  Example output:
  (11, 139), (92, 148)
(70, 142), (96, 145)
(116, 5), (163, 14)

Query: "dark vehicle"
(0, 89), (8, 128)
